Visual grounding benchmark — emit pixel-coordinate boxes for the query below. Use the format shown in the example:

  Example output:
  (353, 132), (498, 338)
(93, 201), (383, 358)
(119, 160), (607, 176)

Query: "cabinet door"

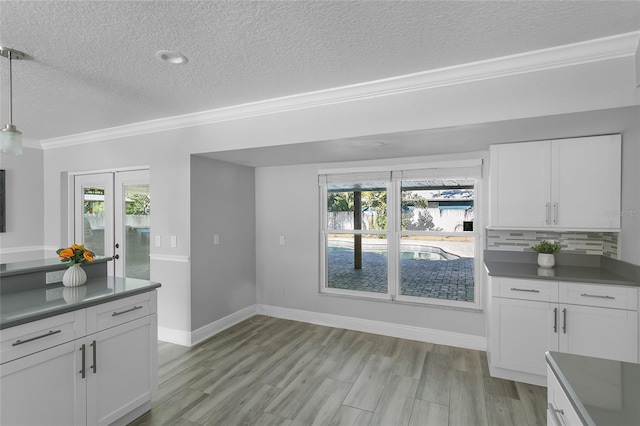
(490, 297), (558, 376)
(559, 304), (638, 363)
(86, 315), (153, 426)
(0, 340), (87, 426)
(551, 135), (621, 229)
(489, 140), (551, 228)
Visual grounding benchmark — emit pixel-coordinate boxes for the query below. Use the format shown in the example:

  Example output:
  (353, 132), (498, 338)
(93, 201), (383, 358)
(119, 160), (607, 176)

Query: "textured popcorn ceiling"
(0, 1), (639, 143)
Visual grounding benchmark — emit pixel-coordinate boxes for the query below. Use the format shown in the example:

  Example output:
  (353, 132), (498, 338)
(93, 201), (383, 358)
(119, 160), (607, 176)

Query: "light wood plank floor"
(129, 317), (546, 426)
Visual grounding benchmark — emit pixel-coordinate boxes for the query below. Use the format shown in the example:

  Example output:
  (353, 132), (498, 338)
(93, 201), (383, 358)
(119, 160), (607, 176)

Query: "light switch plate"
(170, 236), (177, 247)
(213, 234), (220, 245)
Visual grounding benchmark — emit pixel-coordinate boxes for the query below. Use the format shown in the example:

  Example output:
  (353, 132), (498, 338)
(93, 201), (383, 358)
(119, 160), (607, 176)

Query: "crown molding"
(40, 31), (640, 150)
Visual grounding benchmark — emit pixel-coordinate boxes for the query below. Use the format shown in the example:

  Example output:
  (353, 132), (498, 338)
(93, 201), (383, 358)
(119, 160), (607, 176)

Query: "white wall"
(0, 148), (45, 262)
(42, 128), (194, 335)
(190, 156), (256, 331)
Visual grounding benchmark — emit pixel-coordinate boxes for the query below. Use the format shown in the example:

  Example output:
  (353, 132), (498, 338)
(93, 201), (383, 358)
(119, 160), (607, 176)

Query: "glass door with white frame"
(74, 170), (150, 279)
(74, 173), (114, 272)
(114, 170), (150, 280)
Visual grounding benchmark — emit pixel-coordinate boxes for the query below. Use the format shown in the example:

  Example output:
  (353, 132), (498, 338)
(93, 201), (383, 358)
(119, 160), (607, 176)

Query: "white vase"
(537, 253), (555, 269)
(62, 264), (87, 287)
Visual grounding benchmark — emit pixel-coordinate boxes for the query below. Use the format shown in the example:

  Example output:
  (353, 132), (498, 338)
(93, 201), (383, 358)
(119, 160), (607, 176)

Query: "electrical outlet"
(279, 236), (285, 245)
(170, 236), (177, 248)
(213, 234), (220, 245)
(45, 270), (65, 284)
(155, 235), (162, 247)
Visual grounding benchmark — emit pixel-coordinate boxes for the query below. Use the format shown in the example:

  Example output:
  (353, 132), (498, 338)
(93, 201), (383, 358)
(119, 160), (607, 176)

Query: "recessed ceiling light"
(155, 50), (188, 65)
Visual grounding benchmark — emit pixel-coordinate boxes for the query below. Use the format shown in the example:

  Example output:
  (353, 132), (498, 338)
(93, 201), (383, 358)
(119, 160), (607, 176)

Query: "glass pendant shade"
(0, 124), (23, 155)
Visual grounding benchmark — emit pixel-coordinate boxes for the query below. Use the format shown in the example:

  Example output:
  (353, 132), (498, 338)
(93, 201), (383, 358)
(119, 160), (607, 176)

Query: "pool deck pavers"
(328, 251), (475, 302)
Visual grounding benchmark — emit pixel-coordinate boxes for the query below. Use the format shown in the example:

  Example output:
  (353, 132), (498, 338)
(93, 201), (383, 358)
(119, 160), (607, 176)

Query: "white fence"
(328, 208), (473, 232)
(85, 214), (150, 230)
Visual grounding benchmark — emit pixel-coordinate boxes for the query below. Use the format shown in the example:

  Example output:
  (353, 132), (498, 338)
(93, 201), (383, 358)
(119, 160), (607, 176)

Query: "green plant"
(531, 240), (561, 254)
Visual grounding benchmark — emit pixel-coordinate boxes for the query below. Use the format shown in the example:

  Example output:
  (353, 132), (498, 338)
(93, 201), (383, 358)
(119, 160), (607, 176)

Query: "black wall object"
(0, 169), (5, 233)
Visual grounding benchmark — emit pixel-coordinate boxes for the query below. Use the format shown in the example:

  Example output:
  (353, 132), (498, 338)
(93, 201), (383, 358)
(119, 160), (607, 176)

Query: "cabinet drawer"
(560, 283), (637, 310)
(493, 277), (557, 302)
(1, 311), (85, 364)
(86, 292), (151, 334)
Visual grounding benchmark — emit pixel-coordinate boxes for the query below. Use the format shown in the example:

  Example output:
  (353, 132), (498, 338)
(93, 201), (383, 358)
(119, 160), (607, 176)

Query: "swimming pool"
(328, 245), (460, 261)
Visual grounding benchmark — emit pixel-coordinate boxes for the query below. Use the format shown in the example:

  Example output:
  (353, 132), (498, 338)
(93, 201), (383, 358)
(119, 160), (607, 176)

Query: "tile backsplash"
(486, 230), (619, 258)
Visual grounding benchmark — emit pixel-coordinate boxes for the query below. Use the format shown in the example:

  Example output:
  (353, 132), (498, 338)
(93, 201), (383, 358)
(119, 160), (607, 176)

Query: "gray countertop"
(484, 260), (639, 286)
(546, 351), (640, 426)
(0, 276), (161, 329)
(484, 251), (640, 287)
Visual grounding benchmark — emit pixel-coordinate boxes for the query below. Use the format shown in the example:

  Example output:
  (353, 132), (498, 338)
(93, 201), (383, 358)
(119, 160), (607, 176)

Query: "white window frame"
(319, 159), (484, 311)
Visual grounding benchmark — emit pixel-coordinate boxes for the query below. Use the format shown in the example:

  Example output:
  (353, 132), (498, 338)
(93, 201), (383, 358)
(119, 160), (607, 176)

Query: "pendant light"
(0, 47), (26, 155)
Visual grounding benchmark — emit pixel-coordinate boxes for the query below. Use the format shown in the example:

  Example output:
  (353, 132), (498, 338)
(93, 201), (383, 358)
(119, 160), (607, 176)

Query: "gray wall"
(255, 156), (487, 339)
(620, 119), (640, 265)
(0, 148), (45, 262)
(190, 155), (256, 331)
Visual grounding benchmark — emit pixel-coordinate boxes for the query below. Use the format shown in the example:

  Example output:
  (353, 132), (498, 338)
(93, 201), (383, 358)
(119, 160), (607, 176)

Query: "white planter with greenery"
(531, 240), (561, 269)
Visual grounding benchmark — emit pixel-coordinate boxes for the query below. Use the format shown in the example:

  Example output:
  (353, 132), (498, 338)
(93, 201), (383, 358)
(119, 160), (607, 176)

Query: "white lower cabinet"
(0, 340), (86, 426)
(547, 365), (583, 426)
(87, 316), (154, 426)
(489, 278), (638, 385)
(0, 290), (157, 426)
(491, 297), (559, 376)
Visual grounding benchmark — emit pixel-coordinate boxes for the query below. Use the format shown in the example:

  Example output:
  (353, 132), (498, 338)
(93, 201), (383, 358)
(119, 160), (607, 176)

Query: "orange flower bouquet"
(56, 244), (95, 267)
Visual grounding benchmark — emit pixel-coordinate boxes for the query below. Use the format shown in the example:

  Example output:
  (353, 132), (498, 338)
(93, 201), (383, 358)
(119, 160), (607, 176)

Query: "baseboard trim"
(159, 304), (487, 351)
(258, 304), (486, 351)
(149, 254), (190, 263)
(488, 364), (547, 387)
(157, 326), (192, 347)
(190, 304), (258, 346)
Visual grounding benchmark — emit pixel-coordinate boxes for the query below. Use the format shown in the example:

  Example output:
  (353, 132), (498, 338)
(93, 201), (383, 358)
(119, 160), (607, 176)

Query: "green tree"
(327, 192), (353, 212)
(126, 193), (151, 215)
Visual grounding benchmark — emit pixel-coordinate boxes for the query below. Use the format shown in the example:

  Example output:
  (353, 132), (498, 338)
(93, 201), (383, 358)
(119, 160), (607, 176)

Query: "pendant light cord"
(8, 50), (13, 125)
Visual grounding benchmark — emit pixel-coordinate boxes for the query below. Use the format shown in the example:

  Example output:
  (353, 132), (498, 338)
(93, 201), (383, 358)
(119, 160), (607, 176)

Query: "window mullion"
(387, 180), (400, 299)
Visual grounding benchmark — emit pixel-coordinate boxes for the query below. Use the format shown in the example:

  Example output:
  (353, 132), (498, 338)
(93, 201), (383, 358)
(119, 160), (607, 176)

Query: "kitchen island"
(546, 351), (640, 426)
(0, 258), (161, 426)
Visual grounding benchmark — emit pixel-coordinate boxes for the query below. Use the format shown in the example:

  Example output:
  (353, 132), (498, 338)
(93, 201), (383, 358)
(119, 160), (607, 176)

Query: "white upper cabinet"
(490, 140), (551, 228)
(489, 135), (621, 230)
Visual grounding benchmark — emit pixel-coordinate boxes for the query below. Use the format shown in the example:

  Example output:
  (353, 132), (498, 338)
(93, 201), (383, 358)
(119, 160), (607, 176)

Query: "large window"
(320, 165), (481, 308)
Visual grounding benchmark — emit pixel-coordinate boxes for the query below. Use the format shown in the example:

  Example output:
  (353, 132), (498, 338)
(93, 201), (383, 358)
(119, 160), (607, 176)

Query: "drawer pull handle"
(548, 403), (564, 424)
(563, 308), (567, 334)
(112, 305), (143, 316)
(510, 288), (540, 293)
(12, 329), (62, 346)
(580, 293), (615, 300)
(553, 307), (558, 333)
